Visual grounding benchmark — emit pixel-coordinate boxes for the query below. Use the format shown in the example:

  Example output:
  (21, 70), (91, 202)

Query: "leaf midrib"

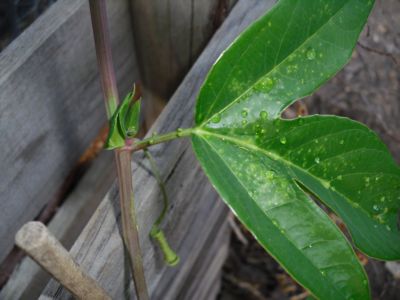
(199, 0), (350, 127)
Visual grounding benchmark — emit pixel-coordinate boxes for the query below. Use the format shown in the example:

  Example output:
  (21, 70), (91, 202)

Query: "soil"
(218, 1), (400, 299)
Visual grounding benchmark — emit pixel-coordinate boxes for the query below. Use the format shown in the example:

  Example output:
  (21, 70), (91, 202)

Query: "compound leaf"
(190, 0), (393, 299)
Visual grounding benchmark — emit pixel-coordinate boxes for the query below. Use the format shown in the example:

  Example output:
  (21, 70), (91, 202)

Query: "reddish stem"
(89, 1), (149, 299)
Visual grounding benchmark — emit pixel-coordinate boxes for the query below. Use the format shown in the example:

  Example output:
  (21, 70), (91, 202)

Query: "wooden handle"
(15, 221), (111, 300)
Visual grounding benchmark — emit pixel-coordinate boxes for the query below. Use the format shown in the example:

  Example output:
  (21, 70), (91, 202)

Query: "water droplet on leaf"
(254, 77), (274, 92)
(266, 171), (274, 179)
(211, 114), (221, 123)
(259, 110), (268, 120)
(373, 204), (381, 212)
(314, 157), (320, 164)
(280, 137), (287, 144)
(306, 48), (317, 60)
(241, 110), (248, 118)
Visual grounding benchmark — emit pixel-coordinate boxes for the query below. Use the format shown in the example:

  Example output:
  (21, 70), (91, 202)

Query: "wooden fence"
(0, 0), (275, 299)
(0, 0), (138, 264)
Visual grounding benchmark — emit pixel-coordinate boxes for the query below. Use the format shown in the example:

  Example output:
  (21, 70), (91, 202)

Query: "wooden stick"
(15, 221), (111, 300)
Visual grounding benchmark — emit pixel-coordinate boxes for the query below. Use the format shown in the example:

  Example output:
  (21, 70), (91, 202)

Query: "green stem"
(143, 150), (168, 227)
(144, 150), (180, 267)
(150, 227), (180, 267)
(132, 128), (193, 152)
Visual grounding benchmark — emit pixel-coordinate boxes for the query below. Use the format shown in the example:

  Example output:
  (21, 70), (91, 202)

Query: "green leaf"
(196, 0), (375, 125)
(194, 116), (400, 260)
(104, 108), (125, 150)
(122, 98), (141, 138)
(191, 0), (388, 299)
(192, 132), (370, 300)
(104, 87), (141, 149)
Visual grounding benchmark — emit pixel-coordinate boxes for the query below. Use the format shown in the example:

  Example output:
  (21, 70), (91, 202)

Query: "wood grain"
(40, 1), (275, 299)
(130, 0), (237, 128)
(0, 151), (115, 300)
(15, 222), (111, 300)
(0, 0), (139, 263)
(130, 0), (215, 99)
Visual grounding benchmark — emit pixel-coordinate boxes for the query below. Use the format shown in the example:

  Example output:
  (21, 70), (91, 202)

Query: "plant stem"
(89, 1), (148, 299)
(144, 150), (180, 266)
(88, 0), (118, 117)
(143, 150), (168, 227)
(131, 128), (193, 152)
(115, 149), (148, 298)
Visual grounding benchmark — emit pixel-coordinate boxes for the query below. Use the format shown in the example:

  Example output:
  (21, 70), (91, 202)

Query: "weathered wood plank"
(130, 0), (237, 127)
(40, 1), (274, 299)
(0, 0), (139, 263)
(0, 151), (115, 300)
(130, 0), (213, 99)
(191, 0), (237, 63)
(41, 144), (228, 299)
(174, 219), (231, 300)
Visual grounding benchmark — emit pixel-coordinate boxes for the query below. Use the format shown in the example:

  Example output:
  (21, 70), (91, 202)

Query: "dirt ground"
(218, 1), (400, 299)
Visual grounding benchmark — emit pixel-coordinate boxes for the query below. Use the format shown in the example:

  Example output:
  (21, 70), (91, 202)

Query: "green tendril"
(150, 226), (180, 267)
(145, 149), (180, 267)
